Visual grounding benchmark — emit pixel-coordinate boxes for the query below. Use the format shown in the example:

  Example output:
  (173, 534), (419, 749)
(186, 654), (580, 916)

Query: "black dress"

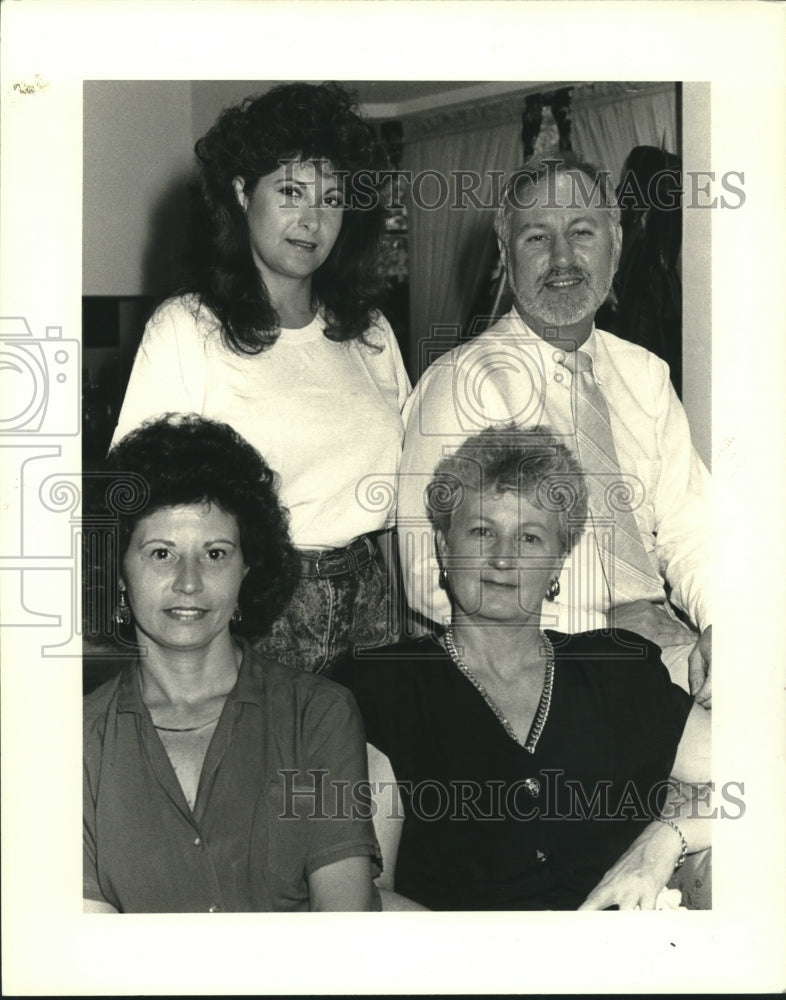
(334, 629), (693, 910)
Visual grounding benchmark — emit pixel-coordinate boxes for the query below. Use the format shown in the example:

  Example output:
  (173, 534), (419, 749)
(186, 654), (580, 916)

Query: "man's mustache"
(540, 267), (587, 286)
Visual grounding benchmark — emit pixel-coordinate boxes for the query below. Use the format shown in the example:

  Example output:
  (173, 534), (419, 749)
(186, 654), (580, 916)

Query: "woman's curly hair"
(425, 424), (588, 556)
(82, 413), (300, 647)
(189, 81), (390, 353)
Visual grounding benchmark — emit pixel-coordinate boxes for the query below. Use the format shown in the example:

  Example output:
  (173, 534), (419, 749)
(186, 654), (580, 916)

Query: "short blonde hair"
(425, 424), (588, 555)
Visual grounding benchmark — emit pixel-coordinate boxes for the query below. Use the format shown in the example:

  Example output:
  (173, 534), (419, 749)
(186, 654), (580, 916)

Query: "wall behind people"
(82, 80), (279, 455)
(83, 80), (195, 297)
(83, 81), (198, 459)
(681, 82), (712, 468)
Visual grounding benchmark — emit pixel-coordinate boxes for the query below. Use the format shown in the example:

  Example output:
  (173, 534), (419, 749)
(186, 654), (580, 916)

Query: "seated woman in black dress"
(335, 424), (710, 910)
(83, 414), (379, 912)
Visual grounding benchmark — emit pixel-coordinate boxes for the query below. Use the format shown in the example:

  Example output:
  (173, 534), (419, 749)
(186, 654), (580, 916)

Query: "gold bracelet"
(656, 815), (688, 871)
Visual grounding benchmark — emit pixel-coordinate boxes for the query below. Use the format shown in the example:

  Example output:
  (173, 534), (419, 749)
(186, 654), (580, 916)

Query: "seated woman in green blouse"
(335, 424), (710, 910)
(83, 414), (378, 912)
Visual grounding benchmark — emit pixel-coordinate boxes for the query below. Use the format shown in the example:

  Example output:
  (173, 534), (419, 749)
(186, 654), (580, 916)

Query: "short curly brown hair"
(82, 413), (300, 646)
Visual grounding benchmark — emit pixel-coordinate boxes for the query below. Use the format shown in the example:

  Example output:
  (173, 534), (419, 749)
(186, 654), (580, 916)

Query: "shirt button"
(208, 903), (221, 913)
(193, 837), (202, 847)
(553, 350), (566, 364)
(524, 777), (541, 797)
(553, 371), (563, 383)
(535, 849), (548, 863)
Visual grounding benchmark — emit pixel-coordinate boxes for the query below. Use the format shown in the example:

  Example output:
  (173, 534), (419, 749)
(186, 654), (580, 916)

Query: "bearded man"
(397, 152), (712, 705)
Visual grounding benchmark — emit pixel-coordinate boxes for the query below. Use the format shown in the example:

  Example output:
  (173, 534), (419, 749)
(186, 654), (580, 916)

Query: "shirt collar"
(116, 660), (144, 715)
(568, 329), (603, 385)
(502, 309), (603, 385)
(116, 637), (263, 715)
(232, 638), (268, 706)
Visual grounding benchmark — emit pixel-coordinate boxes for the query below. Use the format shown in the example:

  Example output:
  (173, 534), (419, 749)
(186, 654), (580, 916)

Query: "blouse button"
(553, 371), (564, 383)
(193, 837), (202, 847)
(535, 849), (548, 863)
(208, 903), (221, 913)
(523, 777), (540, 797)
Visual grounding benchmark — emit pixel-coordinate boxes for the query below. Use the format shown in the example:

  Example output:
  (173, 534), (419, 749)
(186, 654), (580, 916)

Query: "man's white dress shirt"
(397, 309), (710, 677)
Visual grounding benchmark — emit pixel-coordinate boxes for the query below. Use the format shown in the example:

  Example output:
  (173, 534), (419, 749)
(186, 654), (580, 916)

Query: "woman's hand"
(578, 820), (683, 910)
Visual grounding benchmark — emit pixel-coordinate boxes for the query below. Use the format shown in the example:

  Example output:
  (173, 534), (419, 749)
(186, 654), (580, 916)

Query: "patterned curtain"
(572, 83), (682, 394)
(571, 82), (678, 186)
(401, 83), (681, 386)
(402, 97), (523, 378)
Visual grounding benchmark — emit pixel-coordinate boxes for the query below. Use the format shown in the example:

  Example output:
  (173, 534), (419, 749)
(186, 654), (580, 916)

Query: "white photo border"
(2, 1), (785, 995)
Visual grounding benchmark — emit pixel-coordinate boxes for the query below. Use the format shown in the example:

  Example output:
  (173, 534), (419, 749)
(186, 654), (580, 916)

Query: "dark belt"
(299, 534), (376, 579)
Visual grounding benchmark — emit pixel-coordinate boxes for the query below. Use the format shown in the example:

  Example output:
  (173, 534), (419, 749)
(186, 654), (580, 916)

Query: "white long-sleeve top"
(112, 296), (411, 549)
(398, 309), (711, 634)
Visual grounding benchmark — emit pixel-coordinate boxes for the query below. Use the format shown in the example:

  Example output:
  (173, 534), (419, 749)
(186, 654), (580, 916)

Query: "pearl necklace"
(443, 626), (555, 755)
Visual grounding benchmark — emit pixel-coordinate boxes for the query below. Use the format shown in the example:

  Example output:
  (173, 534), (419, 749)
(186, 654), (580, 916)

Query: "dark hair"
(425, 424), (588, 555)
(495, 150), (621, 248)
(190, 81), (389, 353)
(83, 413), (300, 646)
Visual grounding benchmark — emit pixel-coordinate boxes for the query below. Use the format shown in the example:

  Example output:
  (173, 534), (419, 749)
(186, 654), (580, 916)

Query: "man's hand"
(610, 600), (694, 649)
(578, 820), (683, 911)
(688, 625), (712, 708)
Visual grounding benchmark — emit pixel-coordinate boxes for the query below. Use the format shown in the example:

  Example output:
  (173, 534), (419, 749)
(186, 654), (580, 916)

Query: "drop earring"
(114, 588), (132, 626)
(545, 577), (560, 602)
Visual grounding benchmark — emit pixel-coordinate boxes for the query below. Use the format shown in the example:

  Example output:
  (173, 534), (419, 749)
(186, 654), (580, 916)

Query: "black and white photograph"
(1, 1), (784, 995)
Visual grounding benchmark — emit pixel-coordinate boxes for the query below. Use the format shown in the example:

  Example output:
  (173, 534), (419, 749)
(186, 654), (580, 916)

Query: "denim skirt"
(252, 535), (395, 675)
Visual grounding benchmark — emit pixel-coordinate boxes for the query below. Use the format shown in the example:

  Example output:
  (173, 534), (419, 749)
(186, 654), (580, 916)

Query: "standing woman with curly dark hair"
(112, 82), (410, 674)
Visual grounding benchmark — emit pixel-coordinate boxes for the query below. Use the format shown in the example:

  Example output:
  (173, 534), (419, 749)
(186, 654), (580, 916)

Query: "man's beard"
(512, 264), (615, 329)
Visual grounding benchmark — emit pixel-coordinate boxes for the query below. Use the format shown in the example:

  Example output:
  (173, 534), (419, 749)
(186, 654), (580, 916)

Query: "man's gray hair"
(495, 151), (621, 248)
